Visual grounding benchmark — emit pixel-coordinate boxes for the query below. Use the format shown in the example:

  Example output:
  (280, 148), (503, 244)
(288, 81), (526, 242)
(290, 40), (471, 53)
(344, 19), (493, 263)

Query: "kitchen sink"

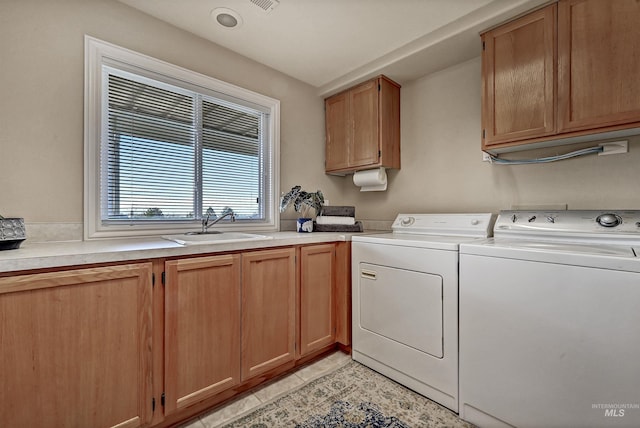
(162, 232), (273, 245)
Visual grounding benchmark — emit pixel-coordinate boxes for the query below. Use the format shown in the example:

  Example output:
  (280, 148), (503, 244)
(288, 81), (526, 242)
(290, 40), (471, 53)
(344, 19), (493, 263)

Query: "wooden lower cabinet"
(241, 248), (296, 380)
(0, 263), (153, 428)
(0, 241), (350, 428)
(298, 244), (336, 356)
(164, 254), (241, 414)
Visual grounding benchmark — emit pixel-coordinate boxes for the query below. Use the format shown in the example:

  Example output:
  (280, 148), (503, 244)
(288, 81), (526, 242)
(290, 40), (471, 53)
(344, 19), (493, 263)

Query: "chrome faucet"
(202, 211), (236, 233)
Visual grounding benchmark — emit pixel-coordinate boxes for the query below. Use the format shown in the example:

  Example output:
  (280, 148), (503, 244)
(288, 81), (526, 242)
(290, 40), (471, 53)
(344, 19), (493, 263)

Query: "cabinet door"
(299, 244), (335, 356)
(482, 4), (556, 147)
(0, 264), (153, 428)
(378, 77), (401, 170)
(325, 92), (350, 172)
(241, 248), (296, 380)
(350, 79), (380, 167)
(164, 254), (241, 414)
(558, 0), (640, 132)
(334, 241), (352, 346)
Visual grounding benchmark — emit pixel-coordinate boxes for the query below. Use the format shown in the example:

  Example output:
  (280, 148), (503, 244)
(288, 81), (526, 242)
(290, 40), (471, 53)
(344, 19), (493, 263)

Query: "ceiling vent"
(249, 0), (280, 13)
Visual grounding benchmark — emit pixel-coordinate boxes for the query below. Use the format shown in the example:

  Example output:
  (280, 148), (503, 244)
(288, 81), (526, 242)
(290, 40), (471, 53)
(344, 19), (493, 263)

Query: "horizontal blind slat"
(103, 69), (267, 223)
(106, 73), (195, 220)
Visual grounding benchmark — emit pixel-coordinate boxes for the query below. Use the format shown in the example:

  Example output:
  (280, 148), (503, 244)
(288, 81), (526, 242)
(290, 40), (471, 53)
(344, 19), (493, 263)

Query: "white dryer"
(352, 213), (494, 412)
(459, 210), (640, 428)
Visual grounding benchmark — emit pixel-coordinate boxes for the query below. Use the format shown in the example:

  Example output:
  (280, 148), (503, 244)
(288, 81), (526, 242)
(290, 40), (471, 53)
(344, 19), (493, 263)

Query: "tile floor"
(182, 350), (353, 428)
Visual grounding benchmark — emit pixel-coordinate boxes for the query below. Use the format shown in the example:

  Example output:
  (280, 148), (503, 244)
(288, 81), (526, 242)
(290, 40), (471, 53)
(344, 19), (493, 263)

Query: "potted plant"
(279, 185), (324, 232)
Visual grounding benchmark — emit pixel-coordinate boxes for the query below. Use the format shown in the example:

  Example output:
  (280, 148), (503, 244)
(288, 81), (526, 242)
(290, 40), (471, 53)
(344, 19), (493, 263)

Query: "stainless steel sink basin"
(162, 232), (273, 245)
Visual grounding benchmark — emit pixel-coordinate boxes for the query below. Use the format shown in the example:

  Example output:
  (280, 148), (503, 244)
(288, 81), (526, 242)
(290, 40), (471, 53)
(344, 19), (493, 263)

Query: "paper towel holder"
(353, 167), (387, 192)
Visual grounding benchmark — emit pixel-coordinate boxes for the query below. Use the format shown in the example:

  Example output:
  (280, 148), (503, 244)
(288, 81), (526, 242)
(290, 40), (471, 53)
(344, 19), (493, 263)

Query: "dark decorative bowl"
(0, 218), (26, 250)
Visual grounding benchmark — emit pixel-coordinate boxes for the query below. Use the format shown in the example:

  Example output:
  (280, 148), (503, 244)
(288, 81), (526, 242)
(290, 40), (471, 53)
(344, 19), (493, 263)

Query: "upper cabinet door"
(325, 92), (350, 171)
(482, 4), (557, 147)
(349, 80), (380, 168)
(558, 0), (640, 132)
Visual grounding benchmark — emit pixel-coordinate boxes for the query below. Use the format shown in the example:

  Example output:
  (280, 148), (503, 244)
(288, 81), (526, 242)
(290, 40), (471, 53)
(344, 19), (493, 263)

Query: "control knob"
(400, 217), (415, 227)
(596, 213), (622, 228)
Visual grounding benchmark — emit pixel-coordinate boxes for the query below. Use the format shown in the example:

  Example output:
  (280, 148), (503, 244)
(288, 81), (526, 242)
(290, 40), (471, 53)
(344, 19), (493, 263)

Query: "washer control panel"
(496, 210), (640, 239)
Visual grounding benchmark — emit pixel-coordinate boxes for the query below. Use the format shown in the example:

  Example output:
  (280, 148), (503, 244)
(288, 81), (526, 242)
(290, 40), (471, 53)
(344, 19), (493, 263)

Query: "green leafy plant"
(279, 185), (324, 218)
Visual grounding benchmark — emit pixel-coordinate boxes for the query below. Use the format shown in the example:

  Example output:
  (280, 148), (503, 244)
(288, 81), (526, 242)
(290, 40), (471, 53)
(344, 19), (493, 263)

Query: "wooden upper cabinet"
(482, 4), (557, 147)
(164, 254), (241, 414)
(325, 75), (400, 174)
(298, 244), (336, 357)
(558, 0), (640, 132)
(482, 0), (640, 152)
(325, 91), (350, 171)
(241, 248), (296, 380)
(0, 264), (153, 428)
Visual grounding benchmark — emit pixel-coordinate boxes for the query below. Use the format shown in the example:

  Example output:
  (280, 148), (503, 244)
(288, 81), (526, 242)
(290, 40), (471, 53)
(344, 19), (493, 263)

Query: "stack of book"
(314, 206), (363, 232)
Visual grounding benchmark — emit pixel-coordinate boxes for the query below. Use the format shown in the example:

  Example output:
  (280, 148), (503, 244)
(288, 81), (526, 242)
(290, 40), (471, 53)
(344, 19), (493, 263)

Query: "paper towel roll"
(353, 167), (387, 191)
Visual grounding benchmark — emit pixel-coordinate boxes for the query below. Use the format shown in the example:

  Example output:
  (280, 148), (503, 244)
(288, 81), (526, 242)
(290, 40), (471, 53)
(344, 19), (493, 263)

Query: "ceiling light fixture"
(211, 8), (243, 29)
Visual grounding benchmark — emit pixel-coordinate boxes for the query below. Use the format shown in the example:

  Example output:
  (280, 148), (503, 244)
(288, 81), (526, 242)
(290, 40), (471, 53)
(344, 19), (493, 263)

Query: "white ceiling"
(118, 0), (548, 96)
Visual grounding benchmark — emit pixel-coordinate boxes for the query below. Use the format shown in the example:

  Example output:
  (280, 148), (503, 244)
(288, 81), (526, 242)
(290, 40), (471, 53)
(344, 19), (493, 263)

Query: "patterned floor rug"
(221, 360), (474, 427)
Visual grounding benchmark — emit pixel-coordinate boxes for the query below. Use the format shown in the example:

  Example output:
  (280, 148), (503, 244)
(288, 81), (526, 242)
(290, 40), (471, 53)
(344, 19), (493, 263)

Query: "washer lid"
(481, 239), (635, 256)
(460, 238), (640, 272)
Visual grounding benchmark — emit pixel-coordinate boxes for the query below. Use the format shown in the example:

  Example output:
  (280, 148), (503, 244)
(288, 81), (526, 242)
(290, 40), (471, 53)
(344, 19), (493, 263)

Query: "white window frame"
(84, 36), (280, 239)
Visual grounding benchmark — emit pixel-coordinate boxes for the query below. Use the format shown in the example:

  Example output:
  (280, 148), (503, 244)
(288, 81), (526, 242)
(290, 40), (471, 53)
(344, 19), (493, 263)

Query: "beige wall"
(0, 0), (338, 231)
(2, 1), (638, 238)
(345, 57), (640, 222)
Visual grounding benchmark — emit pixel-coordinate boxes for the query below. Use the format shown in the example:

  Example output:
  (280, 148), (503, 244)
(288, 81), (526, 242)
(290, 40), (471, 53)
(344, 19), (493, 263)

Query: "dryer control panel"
(392, 213), (495, 237)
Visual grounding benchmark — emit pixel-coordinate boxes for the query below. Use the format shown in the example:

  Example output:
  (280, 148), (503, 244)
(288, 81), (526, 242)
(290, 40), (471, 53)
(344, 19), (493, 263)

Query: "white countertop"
(0, 231), (355, 273)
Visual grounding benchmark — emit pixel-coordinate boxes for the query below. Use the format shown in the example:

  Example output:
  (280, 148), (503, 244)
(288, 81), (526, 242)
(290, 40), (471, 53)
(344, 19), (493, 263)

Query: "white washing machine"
(352, 213), (494, 412)
(459, 210), (640, 428)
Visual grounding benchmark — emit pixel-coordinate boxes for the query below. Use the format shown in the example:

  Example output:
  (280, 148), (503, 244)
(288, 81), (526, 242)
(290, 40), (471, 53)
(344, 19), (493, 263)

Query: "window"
(85, 37), (280, 238)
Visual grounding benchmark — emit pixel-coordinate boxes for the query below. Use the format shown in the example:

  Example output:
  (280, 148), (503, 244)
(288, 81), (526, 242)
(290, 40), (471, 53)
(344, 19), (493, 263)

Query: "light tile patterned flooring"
(182, 351), (353, 428)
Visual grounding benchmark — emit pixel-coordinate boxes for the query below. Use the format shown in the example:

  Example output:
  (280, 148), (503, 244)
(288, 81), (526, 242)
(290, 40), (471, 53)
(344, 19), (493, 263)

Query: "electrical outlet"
(599, 140), (628, 156)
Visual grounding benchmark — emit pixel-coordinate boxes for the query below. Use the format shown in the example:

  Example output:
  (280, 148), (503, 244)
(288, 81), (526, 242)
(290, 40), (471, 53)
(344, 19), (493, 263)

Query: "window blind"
(201, 99), (263, 220)
(104, 70), (266, 223)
